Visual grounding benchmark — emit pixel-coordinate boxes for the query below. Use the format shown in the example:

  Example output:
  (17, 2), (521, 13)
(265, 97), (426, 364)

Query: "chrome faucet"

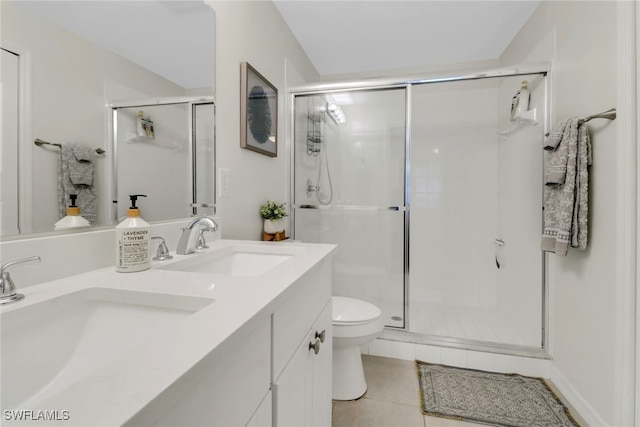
(151, 236), (173, 261)
(1, 256), (41, 304)
(176, 217), (219, 255)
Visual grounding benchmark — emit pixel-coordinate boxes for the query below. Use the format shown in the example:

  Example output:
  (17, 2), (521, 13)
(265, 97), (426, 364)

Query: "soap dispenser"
(54, 194), (91, 230)
(115, 194), (150, 273)
(136, 111), (148, 138)
(514, 80), (530, 119)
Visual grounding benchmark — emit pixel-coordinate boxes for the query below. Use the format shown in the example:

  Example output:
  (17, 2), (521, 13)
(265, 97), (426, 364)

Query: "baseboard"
(549, 366), (608, 427)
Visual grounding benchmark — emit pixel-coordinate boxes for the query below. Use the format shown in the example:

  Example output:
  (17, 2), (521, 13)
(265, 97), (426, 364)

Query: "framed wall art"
(240, 62), (278, 157)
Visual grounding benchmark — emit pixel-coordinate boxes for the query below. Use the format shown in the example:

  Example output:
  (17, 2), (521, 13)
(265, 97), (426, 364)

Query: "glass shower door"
(409, 75), (545, 348)
(293, 88), (407, 328)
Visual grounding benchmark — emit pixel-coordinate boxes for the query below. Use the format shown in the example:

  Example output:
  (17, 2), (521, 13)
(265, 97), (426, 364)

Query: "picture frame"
(240, 62), (278, 157)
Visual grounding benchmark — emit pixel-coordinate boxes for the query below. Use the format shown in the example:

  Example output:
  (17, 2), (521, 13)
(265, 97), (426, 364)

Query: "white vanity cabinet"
(272, 260), (333, 427)
(1, 239), (336, 427)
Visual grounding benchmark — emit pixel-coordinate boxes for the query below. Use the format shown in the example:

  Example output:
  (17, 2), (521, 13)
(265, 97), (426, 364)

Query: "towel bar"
(545, 108), (616, 137)
(35, 138), (105, 155)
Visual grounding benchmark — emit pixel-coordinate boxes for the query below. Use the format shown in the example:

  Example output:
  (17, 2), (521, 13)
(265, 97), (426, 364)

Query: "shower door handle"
(294, 205), (407, 211)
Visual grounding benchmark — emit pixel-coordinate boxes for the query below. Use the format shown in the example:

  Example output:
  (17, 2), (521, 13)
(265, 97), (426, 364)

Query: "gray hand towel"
(543, 118), (572, 185)
(541, 117), (591, 255)
(571, 123), (592, 249)
(58, 144), (97, 224)
(69, 144), (95, 186)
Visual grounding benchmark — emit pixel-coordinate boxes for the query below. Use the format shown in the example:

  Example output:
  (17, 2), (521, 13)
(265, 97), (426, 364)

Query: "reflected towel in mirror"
(69, 144), (95, 186)
(58, 144), (97, 224)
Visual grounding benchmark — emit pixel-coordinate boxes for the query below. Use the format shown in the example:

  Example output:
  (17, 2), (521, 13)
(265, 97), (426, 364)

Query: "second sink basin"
(159, 244), (302, 277)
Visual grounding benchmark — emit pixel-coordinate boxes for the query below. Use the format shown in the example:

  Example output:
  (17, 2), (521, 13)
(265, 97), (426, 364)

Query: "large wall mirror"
(1, 1), (216, 237)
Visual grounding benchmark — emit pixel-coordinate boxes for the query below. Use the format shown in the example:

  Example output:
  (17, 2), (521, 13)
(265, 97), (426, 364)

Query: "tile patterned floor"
(332, 354), (486, 427)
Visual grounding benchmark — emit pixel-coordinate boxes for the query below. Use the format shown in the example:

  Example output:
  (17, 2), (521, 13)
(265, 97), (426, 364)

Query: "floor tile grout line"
(355, 396), (422, 409)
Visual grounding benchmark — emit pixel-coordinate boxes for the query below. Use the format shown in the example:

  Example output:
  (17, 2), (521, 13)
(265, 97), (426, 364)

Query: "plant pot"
(264, 218), (285, 234)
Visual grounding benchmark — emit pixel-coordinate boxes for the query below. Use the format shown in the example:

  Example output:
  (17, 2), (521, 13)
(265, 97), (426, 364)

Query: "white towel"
(58, 144), (97, 224)
(541, 118), (591, 255)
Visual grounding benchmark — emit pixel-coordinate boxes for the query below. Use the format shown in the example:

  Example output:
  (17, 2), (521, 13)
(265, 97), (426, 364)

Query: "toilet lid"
(332, 296), (381, 324)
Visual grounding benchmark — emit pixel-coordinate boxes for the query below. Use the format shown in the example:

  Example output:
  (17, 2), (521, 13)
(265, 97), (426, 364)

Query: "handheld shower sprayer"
(304, 96), (334, 205)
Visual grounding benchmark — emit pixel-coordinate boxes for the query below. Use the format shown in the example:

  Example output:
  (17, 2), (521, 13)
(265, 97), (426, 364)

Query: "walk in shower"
(291, 66), (548, 354)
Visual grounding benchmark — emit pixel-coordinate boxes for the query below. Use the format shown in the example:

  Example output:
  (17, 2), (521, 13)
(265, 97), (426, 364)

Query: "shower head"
(327, 103), (345, 124)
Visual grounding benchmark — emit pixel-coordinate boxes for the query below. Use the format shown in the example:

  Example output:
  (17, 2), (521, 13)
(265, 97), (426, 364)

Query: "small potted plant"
(260, 200), (287, 234)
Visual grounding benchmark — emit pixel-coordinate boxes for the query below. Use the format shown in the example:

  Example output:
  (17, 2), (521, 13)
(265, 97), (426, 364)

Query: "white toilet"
(332, 296), (385, 400)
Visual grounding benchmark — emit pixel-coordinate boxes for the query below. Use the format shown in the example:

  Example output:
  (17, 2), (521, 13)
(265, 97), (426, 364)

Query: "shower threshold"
(380, 328), (551, 360)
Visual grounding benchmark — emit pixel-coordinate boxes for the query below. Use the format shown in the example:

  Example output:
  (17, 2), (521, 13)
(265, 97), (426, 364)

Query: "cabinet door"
(273, 330), (313, 427)
(273, 300), (332, 427)
(310, 301), (332, 427)
(247, 391), (272, 427)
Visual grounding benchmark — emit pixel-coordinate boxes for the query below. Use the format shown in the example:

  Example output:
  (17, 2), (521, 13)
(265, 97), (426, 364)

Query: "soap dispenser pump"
(115, 194), (151, 273)
(54, 194), (91, 230)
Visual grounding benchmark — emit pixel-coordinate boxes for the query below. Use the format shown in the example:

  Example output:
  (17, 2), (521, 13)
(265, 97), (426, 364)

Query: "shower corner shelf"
(126, 136), (182, 151)
(308, 113), (325, 122)
(495, 107), (538, 136)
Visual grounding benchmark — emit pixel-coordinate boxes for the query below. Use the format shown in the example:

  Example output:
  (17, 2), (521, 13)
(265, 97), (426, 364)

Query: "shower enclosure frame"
(108, 96), (216, 223)
(288, 63), (551, 358)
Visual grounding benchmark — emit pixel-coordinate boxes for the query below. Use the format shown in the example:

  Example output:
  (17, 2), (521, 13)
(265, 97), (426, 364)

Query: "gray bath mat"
(416, 361), (579, 427)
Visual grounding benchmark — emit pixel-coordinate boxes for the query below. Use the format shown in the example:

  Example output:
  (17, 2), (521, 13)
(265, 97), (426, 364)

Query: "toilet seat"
(332, 296), (381, 325)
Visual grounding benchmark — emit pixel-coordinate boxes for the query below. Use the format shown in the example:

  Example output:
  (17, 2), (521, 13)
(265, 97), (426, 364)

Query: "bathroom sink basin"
(159, 245), (300, 277)
(0, 288), (214, 410)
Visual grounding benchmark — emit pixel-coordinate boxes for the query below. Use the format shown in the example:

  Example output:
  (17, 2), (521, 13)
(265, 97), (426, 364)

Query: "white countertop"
(0, 239), (336, 426)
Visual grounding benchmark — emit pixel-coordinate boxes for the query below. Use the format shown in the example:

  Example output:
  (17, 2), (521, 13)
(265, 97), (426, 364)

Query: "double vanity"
(1, 239), (336, 426)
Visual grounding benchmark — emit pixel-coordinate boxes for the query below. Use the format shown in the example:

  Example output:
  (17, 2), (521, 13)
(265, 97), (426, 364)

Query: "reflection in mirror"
(0, 1), (215, 237)
(111, 98), (215, 223)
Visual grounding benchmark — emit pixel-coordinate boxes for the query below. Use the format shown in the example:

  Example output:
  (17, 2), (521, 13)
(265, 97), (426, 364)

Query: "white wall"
(1, 2), (190, 233)
(500, 2), (624, 425)
(208, 0), (319, 240)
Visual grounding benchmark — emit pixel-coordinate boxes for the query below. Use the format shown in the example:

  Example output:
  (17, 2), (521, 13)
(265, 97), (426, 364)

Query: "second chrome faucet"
(176, 217), (219, 255)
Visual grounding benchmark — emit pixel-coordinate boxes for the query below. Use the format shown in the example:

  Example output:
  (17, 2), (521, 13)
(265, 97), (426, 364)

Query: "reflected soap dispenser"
(55, 194), (91, 230)
(115, 194), (150, 273)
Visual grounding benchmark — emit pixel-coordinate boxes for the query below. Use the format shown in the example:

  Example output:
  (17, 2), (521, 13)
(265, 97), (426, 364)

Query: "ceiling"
(15, 1), (215, 89)
(273, 1), (541, 76)
(17, 1), (540, 85)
